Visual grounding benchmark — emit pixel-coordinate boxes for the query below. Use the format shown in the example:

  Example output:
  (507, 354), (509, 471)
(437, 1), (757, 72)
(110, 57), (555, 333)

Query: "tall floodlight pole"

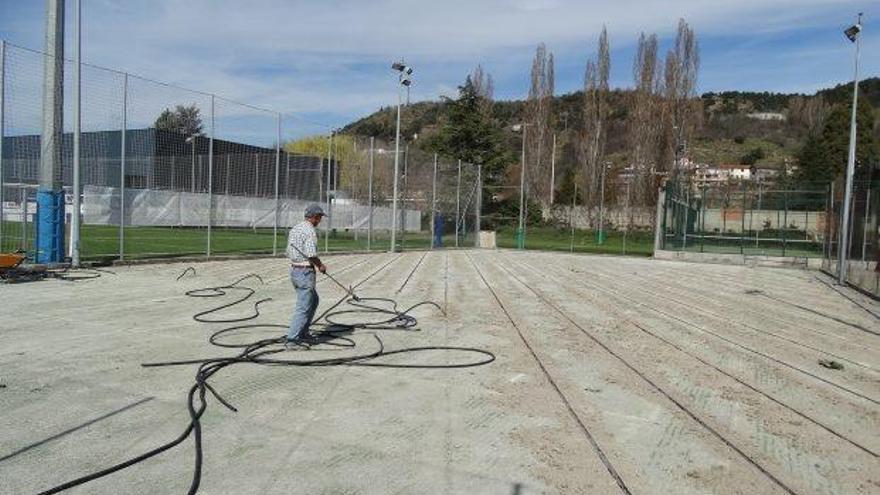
(390, 61), (412, 252)
(37, 0), (65, 264)
(70, 0), (82, 266)
(838, 13), (863, 285)
(513, 123), (529, 249)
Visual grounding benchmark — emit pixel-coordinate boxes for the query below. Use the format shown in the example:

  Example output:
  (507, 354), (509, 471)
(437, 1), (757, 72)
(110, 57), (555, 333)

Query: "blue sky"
(1, 0), (877, 142)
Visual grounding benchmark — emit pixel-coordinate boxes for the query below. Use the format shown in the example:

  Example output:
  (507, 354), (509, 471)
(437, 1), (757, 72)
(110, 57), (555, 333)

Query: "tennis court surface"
(2, 250), (879, 494)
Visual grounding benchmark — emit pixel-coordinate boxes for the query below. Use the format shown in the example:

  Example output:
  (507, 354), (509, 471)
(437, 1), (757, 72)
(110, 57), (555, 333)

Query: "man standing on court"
(285, 204), (327, 347)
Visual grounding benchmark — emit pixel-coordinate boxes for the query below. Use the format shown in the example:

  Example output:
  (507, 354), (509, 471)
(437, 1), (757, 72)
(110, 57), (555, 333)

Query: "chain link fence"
(0, 41), (481, 261)
(659, 175), (830, 258)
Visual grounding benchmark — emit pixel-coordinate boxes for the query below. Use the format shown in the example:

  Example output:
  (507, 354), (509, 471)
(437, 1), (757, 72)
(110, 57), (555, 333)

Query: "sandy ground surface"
(1, 250), (878, 495)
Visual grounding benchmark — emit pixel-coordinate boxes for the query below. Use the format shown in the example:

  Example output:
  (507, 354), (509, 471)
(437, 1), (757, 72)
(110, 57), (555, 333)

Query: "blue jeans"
(287, 268), (319, 341)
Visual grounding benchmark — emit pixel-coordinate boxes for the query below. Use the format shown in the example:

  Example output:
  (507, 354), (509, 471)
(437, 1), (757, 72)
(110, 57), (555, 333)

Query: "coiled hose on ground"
(35, 265), (495, 495)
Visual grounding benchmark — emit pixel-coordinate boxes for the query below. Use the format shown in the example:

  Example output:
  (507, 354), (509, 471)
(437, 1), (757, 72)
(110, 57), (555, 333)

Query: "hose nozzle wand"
(324, 270), (360, 301)
(288, 243), (359, 300)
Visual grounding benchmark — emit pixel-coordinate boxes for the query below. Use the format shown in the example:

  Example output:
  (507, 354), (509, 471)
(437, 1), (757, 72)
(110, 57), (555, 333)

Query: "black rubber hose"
(34, 270), (495, 495)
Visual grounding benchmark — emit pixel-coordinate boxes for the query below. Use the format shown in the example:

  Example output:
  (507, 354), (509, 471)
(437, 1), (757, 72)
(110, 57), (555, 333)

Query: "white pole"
(119, 73), (127, 260)
(367, 136), (374, 250)
(0, 40), (5, 251)
(324, 132), (332, 253)
(190, 140), (195, 193)
(206, 95), (214, 257)
(838, 13), (862, 284)
(476, 163), (482, 247)
(518, 125), (526, 249)
(390, 85), (402, 252)
(273, 112), (281, 256)
(599, 164), (606, 245)
(70, 0), (82, 266)
(456, 159), (461, 247)
(550, 132), (556, 205)
(570, 182), (577, 252)
(430, 153), (438, 249)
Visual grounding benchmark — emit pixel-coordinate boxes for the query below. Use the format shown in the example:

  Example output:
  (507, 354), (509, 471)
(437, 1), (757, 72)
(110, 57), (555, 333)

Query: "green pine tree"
(796, 100), (877, 184)
(429, 76), (511, 187)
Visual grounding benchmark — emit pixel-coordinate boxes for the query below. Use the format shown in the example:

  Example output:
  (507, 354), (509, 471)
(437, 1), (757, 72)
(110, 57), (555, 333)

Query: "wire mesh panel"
(824, 177), (879, 278)
(210, 97), (278, 255)
(278, 116), (326, 254)
(121, 74), (213, 259)
(661, 175), (828, 258)
(365, 140), (397, 252)
(1, 44), (44, 255)
(69, 62), (125, 260)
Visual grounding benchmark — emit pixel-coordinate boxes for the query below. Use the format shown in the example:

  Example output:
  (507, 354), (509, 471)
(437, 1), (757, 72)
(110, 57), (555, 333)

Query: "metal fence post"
(862, 175), (872, 261)
(400, 144), (408, 249)
(273, 112), (281, 256)
(699, 183), (705, 253)
(475, 164), (482, 247)
(324, 132), (332, 253)
(430, 153), (437, 249)
(367, 137), (374, 251)
(683, 183), (689, 249)
(71, 0), (82, 266)
(782, 187), (788, 257)
(0, 40), (5, 252)
(119, 72), (127, 260)
(740, 180), (746, 254)
(455, 159), (461, 248)
(206, 95), (214, 257)
(20, 188), (27, 251)
(570, 182), (577, 252)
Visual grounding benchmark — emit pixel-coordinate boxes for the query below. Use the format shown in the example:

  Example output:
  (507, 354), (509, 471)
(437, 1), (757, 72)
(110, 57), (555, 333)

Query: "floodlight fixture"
(844, 14), (863, 42)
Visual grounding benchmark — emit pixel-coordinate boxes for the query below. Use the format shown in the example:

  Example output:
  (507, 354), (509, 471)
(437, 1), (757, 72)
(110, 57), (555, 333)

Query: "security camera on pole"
(390, 61), (412, 252)
(837, 13), (863, 285)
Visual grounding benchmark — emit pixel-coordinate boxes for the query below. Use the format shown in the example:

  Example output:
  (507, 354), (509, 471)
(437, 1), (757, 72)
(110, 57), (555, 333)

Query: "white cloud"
(1, 0), (876, 133)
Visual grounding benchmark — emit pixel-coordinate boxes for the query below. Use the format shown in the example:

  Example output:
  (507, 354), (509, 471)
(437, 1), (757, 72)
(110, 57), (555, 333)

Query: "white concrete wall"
(698, 209), (826, 237)
(0, 186), (422, 232)
(545, 206), (655, 230)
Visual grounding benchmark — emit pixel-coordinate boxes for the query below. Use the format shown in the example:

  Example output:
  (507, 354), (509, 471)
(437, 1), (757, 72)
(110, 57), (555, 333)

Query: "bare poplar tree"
(470, 64), (495, 117)
(662, 19), (701, 176)
(580, 26), (611, 227)
(525, 43), (555, 207)
(628, 33), (662, 207)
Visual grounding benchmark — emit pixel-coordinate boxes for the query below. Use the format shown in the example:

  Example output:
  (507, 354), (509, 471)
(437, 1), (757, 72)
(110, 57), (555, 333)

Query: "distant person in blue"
(285, 204), (327, 347)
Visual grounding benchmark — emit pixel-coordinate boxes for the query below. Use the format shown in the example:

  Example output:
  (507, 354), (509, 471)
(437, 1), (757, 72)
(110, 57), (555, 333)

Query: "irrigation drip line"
(36, 265), (494, 495)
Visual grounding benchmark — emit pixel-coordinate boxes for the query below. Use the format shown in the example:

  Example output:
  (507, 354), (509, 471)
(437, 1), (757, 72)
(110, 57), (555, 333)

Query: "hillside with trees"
(336, 18), (878, 220)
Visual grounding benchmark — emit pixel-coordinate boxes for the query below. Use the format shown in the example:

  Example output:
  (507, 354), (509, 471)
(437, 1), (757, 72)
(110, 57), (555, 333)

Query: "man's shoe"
(284, 339), (306, 350)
